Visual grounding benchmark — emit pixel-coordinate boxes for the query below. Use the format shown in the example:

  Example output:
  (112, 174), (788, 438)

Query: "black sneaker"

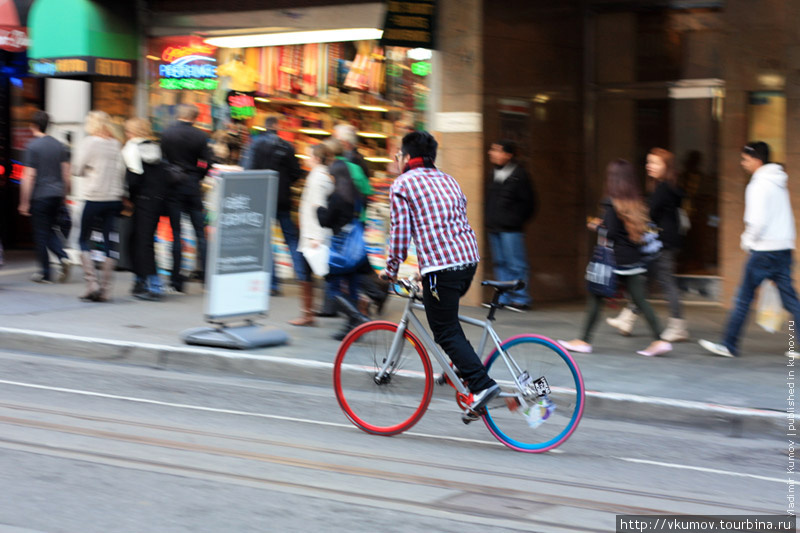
(468, 383), (501, 412)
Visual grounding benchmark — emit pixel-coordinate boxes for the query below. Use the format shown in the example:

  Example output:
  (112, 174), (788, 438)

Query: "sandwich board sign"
(182, 169), (288, 349)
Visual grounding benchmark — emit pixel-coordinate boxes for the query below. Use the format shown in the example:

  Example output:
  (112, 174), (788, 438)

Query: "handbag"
(328, 219), (368, 275)
(756, 281), (789, 333)
(586, 231), (617, 297)
(302, 243), (331, 277)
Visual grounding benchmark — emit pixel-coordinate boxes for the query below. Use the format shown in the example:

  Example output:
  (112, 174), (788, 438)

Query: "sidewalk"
(0, 251), (788, 434)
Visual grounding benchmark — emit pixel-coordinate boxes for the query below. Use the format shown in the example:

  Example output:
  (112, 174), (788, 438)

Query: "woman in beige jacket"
(292, 142), (335, 326)
(73, 111), (126, 302)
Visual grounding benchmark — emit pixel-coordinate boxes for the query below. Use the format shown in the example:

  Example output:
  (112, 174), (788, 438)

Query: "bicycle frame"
(377, 295), (530, 400)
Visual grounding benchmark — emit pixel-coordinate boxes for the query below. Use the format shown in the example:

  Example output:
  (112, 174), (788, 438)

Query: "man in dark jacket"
(243, 116), (305, 295)
(484, 140), (536, 311)
(161, 104), (212, 293)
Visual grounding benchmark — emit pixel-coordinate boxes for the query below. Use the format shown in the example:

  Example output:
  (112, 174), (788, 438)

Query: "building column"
(431, 0), (484, 306)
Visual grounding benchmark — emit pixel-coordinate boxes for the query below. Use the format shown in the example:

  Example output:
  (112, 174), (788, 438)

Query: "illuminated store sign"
(29, 57), (134, 78)
(158, 43), (218, 91)
(227, 93), (256, 120)
(0, 26), (29, 52)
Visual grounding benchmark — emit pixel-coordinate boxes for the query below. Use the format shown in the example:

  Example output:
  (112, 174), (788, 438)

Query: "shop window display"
(147, 35), (430, 279)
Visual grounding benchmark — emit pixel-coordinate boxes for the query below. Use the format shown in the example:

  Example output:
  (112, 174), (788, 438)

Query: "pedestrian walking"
(317, 139), (370, 340)
(161, 104), (212, 293)
(122, 117), (167, 301)
(382, 130), (500, 412)
(484, 139), (536, 311)
(699, 142), (800, 358)
(559, 159), (672, 357)
(73, 110), (125, 302)
(18, 110), (72, 284)
(242, 115), (304, 296)
(607, 148), (689, 341)
(293, 142), (335, 326)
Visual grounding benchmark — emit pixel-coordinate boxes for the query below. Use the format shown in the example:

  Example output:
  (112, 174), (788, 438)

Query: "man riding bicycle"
(383, 131), (500, 412)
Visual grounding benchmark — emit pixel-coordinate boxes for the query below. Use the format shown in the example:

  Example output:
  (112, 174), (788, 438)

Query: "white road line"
(0, 378), (503, 448)
(0, 266), (36, 277)
(617, 457), (794, 485)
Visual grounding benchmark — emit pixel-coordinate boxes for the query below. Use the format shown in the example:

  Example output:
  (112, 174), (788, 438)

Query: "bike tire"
(333, 320), (434, 436)
(482, 334), (585, 452)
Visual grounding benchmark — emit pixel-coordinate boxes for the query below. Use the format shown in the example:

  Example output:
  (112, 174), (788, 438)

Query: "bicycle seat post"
(487, 290), (501, 321)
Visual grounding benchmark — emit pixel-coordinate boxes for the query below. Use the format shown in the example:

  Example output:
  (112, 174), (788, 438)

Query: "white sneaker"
(699, 339), (734, 358)
(468, 383), (501, 412)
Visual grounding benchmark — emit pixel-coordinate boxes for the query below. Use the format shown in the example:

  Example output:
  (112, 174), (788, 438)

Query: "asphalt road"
(0, 349), (788, 533)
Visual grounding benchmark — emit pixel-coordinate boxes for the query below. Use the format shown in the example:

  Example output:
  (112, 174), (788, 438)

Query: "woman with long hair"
(560, 159), (672, 356)
(316, 138), (369, 340)
(293, 142), (335, 326)
(606, 148), (689, 341)
(73, 110), (125, 302)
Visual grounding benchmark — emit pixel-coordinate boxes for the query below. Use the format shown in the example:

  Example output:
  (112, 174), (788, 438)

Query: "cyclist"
(382, 131), (500, 411)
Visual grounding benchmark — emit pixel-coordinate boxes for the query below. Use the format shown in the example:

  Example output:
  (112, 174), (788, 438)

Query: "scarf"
(403, 156), (437, 173)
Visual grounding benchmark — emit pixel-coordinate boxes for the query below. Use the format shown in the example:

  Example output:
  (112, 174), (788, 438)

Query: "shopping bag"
(586, 243), (617, 297)
(756, 281), (789, 333)
(328, 219), (367, 275)
(302, 243), (330, 277)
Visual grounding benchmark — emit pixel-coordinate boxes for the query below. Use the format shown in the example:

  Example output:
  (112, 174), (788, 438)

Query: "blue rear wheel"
(482, 334), (585, 452)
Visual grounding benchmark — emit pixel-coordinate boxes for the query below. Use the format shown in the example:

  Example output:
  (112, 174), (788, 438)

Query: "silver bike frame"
(377, 294), (531, 397)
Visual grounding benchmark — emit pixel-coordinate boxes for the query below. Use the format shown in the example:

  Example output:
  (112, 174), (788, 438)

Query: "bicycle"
(332, 277), (586, 453)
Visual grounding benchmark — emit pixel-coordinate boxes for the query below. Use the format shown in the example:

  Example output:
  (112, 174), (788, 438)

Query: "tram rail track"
(0, 400), (774, 525)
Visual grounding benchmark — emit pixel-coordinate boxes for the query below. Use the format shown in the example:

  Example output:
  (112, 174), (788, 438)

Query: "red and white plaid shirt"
(385, 161), (480, 278)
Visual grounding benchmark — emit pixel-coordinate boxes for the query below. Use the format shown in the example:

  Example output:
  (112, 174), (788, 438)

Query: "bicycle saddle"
(481, 279), (526, 292)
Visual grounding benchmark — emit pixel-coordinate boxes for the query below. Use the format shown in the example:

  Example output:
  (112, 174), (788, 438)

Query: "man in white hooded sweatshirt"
(700, 141), (800, 357)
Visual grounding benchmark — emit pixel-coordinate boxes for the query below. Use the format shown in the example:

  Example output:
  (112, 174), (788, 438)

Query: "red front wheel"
(333, 321), (434, 436)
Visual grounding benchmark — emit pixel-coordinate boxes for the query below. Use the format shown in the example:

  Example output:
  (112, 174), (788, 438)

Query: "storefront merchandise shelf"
(254, 96), (406, 113)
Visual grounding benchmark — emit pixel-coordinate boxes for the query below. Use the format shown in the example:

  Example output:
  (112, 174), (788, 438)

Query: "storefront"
(0, 0), (36, 248)
(1, 0), (139, 249)
(146, 6), (435, 277)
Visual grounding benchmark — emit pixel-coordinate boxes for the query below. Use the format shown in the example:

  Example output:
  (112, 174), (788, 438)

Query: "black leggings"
(581, 273), (662, 343)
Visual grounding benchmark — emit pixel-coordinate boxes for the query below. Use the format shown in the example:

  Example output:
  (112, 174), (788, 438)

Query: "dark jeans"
(167, 192), (206, 285)
(31, 196), (68, 279)
(79, 200), (122, 258)
(132, 197), (163, 279)
(273, 210), (309, 291)
(722, 250), (800, 355)
(581, 273), (662, 343)
(422, 264), (495, 393)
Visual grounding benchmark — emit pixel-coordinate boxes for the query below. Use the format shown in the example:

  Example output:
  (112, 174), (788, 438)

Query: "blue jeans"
(272, 210), (309, 291)
(488, 231), (531, 305)
(722, 250), (800, 355)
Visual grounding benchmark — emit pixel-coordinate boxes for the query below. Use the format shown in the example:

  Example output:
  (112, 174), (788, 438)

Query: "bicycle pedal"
(435, 374), (447, 386)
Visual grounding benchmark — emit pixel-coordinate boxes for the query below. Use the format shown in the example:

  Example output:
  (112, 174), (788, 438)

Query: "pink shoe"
(558, 340), (593, 354)
(637, 341), (672, 357)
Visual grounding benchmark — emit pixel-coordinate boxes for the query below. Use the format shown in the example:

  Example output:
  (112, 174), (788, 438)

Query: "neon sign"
(162, 44), (217, 63)
(227, 93), (256, 120)
(158, 43), (218, 90)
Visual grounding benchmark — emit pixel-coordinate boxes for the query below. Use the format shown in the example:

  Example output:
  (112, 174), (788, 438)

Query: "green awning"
(28, 0), (137, 60)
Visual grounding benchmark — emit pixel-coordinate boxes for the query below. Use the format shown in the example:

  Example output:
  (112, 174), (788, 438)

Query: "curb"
(0, 327), (782, 436)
